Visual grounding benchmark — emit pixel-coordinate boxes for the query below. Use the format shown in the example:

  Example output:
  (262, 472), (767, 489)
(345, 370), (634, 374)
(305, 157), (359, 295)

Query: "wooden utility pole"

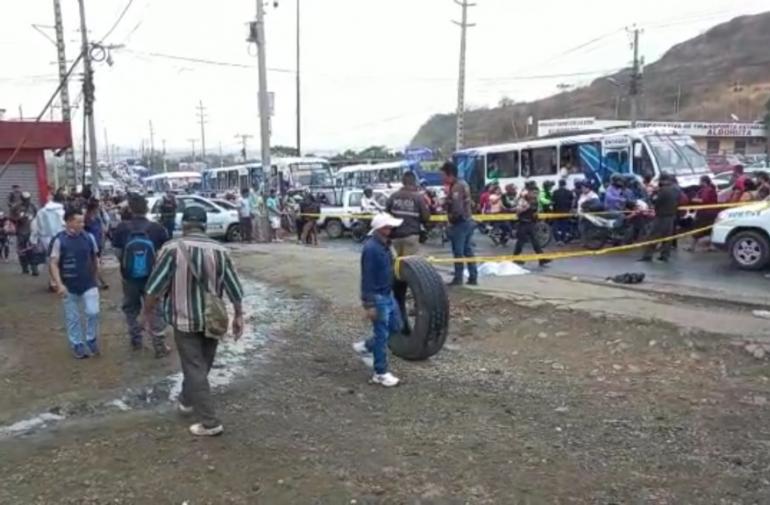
(453, 0), (476, 151)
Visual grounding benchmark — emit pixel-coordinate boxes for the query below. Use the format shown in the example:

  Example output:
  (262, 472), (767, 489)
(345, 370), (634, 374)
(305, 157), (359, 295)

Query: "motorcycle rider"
(604, 174), (628, 215)
(13, 192), (39, 275)
(576, 181), (601, 214)
(551, 179), (575, 244)
(513, 188), (550, 267)
(538, 180), (555, 212)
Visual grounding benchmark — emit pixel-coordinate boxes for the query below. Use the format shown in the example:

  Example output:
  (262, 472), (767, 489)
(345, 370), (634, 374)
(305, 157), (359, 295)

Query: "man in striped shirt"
(144, 206), (244, 437)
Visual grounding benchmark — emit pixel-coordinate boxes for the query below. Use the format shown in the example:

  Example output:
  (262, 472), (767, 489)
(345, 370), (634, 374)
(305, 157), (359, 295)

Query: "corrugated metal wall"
(0, 164), (40, 211)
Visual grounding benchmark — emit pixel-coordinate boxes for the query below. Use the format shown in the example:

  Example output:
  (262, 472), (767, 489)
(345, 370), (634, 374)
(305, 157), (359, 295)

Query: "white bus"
(334, 160), (445, 189)
(452, 128), (710, 196)
(202, 164), (263, 195)
(142, 171), (202, 194)
(272, 157), (334, 190)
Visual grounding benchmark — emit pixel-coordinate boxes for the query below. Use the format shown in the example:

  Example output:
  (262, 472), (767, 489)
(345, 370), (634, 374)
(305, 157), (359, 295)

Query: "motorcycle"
(477, 221), (512, 247)
(579, 212), (635, 250)
(350, 217), (371, 243)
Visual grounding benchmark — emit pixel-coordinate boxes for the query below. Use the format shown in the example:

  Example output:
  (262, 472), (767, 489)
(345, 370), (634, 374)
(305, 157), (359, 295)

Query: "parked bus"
(452, 128), (710, 197)
(272, 157), (334, 190)
(142, 171), (202, 194)
(202, 164), (264, 195)
(335, 160), (444, 189)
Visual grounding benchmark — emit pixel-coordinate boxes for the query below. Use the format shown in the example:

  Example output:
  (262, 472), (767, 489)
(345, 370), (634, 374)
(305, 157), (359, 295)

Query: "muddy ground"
(1, 245), (769, 504)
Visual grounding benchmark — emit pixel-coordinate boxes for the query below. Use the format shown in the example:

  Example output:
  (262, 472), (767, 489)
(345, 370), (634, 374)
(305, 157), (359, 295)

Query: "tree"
(273, 145), (299, 157)
(498, 97), (516, 108)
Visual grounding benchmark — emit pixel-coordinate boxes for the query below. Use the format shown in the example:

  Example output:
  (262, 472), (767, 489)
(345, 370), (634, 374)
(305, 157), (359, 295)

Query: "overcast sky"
(1, 0), (768, 157)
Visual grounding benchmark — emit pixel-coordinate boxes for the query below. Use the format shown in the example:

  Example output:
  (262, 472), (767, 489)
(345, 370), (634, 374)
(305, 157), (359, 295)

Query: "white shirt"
(361, 195), (383, 213)
(31, 201), (65, 249)
(577, 191), (599, 214)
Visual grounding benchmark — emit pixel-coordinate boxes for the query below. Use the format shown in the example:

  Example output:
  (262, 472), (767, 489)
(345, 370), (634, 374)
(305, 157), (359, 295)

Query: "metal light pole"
(77, 0), (99, 196)
(296, 0), (301, 156)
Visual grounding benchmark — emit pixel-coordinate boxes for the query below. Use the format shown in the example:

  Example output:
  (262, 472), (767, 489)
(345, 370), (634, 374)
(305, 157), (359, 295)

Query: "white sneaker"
(189, 423), (224, 437)
(177, 402), (194, 415)
(352, 341), (374, 369)
(370, 372), (400, 387)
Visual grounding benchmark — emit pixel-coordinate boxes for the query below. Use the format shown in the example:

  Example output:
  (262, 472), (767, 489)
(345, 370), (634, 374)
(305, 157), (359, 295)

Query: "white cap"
(369, 213), (403, 235)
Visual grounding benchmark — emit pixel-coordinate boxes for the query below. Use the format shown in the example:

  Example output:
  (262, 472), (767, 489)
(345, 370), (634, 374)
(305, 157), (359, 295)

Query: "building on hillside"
(0, 120), (73, 206)
(538, 117), (767, 158)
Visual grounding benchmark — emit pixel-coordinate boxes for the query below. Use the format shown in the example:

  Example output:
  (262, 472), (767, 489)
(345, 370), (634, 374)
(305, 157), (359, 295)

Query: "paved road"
(322, 232), (770, 306)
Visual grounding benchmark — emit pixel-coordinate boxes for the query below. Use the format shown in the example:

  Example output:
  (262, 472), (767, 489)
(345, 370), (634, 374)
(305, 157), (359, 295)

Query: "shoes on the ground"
(189, 423), (224, 437)
(31, 270), (39, 277)
(154, 343), (171, 359)
(352, 341), (374, 369)
(370, 372), (400, 388)
(177, 402), (194, 415)
(73, 343), (89, 359)
(86, 339), (100, 356)
(637, 257), (653, 262)
(466, 278), (478, 286)
(130, 339), (144, 351)
(447, 279), (463, 287)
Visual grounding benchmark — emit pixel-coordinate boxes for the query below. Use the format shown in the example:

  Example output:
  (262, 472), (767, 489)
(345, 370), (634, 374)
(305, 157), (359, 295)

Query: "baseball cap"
(181, 205), (207, 225)
(368, 213), (403, 235)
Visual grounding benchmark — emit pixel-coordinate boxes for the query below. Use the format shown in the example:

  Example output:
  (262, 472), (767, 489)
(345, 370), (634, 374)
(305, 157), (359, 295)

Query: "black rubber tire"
(389, 257), (449, 361)
(580, 220), (606, 250)
(729, 230), (770, 271)
(350, 221), (368, 243)
(534, 221), (552, 249)
(325, 219), (344, 239)
(225, 224), (241, 242)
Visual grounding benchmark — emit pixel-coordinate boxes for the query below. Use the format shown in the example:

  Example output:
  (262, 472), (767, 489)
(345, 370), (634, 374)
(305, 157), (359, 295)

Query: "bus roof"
(204, 164), (261, 175)
(336, 160), (412, 175)
(143, 171), (201, 181)
(272, 156), (329, 166)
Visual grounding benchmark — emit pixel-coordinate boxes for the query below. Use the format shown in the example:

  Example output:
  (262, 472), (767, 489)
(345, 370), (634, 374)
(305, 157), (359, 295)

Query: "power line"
(99, 0), (135, 43)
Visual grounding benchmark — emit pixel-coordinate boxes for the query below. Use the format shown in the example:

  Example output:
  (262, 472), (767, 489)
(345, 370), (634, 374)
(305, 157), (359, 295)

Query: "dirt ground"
(1, 245), (770, 504)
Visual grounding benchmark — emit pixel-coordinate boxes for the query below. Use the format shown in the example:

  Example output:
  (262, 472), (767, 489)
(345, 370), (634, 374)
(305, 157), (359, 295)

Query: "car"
(317, 188), (391, 239)
(211, 198), (238, 211)
(147, 194), (242, 242)
(713, 165), (770, 192)
(711, 201), (770, 270)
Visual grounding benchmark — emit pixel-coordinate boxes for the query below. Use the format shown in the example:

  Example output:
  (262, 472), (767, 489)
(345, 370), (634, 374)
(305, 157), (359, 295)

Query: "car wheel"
(325, 219), (344, 239)
(226, 224), (242, 242)
(729, 230), (770, 271)
(389, 257), (449, 361)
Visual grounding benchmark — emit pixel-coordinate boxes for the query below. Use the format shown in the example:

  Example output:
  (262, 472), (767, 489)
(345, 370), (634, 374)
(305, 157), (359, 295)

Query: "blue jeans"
(447, 220), (478, 282)
(63, 287), (100, 348)
(365, 294), (402, 375)
(163, 220), (175, 239)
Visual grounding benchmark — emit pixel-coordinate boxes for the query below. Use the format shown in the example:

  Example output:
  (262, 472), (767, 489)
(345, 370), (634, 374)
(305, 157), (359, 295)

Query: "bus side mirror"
(633, 143), (643, 158)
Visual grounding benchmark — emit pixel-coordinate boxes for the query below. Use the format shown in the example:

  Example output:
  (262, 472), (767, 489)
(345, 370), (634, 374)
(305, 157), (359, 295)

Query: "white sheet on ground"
(476, 262), (531, 278)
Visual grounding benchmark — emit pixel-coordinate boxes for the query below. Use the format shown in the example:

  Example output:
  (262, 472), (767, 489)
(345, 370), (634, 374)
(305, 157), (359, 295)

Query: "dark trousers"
(0, 235), (9, 259)
(552, 218), (571, 242)
(240, 217), (253, 242)
(122, 279), (166, 349)
(174, 329), (220, 428)
(447, 220), (478, 282)
(17, 232), (37, 274)
(514, 221), (544, 259)
(162, 220), (175, 239)
(642, 216), (676, 260)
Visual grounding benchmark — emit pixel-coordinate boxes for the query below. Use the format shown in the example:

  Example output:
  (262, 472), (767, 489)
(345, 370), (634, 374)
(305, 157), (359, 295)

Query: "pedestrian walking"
(0, 212), (9, 261)
(266, 190), (283, 242)
(639, 173), (681, 263)
(30, 192), (65, 290)
(159, 190), (177, 239)
(49, 208), (101, 359)
(352, 212), (404, 387)
(12, 192), (39, 276)
(513, 189), (551, 266)
(143, 206), (244, 436)
(238, 188), (254, 242)
(112, 194), (170, 356)
(442, 161), (478, 286)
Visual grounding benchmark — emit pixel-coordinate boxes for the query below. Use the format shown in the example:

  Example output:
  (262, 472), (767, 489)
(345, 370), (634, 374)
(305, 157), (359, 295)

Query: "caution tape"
(301, 201), (757, 223)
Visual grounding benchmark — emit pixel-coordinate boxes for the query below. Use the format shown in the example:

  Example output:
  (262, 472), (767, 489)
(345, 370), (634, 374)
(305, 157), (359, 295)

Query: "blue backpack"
(122, 228), (156, 280)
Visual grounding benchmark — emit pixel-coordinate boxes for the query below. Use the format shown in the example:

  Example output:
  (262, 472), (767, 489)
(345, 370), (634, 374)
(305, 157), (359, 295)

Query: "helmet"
(543, 180), (555, 189)
(364, 187), (373, 196)
(21, 191), (31, 200)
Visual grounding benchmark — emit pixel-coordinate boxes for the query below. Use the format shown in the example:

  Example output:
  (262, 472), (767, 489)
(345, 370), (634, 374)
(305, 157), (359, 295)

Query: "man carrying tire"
(441, 162), (478, 286)
(353, 213), (404, 388)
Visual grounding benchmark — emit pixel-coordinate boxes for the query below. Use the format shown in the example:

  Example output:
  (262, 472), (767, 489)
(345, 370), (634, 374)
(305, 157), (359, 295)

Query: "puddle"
(0, 280), (311, 440)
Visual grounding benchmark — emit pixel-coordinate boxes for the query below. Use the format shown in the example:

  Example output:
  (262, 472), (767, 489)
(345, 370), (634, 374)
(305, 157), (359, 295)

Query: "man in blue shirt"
(352, 213), (404, 387)
(49, 208), (101, 359)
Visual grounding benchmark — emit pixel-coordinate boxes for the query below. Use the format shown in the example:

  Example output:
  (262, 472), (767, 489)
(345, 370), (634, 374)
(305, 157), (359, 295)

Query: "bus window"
(632, 141), (654, 177)
(605, 150), (630, 174)
(528, 147), (557, 176)
(521, 150), (532, 178)
(487, 151), (519, 179)
(559, 145), (585, 175)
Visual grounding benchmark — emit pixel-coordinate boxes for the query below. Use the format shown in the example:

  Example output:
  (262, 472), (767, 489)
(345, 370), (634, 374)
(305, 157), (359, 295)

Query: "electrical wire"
(99, 0), (136, 43)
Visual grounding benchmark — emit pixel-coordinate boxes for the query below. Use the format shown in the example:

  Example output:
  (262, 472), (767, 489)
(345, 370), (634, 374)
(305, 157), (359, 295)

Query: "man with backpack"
(112, 194), (170, 357)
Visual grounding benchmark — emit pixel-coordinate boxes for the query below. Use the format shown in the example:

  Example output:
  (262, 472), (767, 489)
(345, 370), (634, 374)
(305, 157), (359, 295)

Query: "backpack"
(122, 226), (156, 279)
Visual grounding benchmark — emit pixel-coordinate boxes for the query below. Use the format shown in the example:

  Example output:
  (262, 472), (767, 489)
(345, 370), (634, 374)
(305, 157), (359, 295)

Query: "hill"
(411, 11), (770, 154)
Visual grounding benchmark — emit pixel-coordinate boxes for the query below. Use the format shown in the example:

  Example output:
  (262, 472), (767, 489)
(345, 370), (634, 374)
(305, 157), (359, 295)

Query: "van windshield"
(291, 163), (333, 187)
(645, 135), (708, 175)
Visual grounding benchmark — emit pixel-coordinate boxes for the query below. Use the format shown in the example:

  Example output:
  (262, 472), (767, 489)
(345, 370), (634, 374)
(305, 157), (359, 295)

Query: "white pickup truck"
(317, 188), (391, 239)
(711, 201), (770, 270)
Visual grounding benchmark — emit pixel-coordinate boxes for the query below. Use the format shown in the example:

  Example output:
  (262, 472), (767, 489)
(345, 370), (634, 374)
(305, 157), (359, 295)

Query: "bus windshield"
(645, 135), (708, 175)
(291, 163), (333, 187)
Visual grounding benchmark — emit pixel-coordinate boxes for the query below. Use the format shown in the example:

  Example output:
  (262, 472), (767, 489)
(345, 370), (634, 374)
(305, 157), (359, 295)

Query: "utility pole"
(453, 0), (475, 151)
(675, 84), (682, 118)
(196, 100), (208, 161)
(219, 141), (224, 167)
(162, 139), (168, 172)
(77, 0), (99, 196)
(103, 127), (110, 166)
(296, 0), (301, 155)
(53, 0), (77, 188)
(253, 0), (273, 194)
(628, 25), (642, 128)
(235, 133), (253, 162)
(148, 120), (155, 170)
(188, 138), (197, 161)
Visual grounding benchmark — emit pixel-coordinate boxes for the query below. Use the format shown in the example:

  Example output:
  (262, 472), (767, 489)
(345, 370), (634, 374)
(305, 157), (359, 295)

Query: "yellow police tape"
(301, 201), (749, 223)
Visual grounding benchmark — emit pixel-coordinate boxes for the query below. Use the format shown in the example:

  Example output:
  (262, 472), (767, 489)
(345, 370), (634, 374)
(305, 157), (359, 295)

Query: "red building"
(0, 120), (73, 206)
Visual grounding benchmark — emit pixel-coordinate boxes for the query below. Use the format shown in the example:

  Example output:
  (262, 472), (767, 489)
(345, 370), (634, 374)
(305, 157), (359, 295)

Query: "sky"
(1, 0), (769, 157)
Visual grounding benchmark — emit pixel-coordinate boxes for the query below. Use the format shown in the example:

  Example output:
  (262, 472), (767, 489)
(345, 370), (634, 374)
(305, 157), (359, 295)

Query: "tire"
(729, 230), (770, 271)
(580, 220), (606, 250)
(350, 221), (368, 243)
(325, 219), (344, 240)
(389, 257), (449, 361)
(225, 224), (241, 242)
(534, 221), (552, 249)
